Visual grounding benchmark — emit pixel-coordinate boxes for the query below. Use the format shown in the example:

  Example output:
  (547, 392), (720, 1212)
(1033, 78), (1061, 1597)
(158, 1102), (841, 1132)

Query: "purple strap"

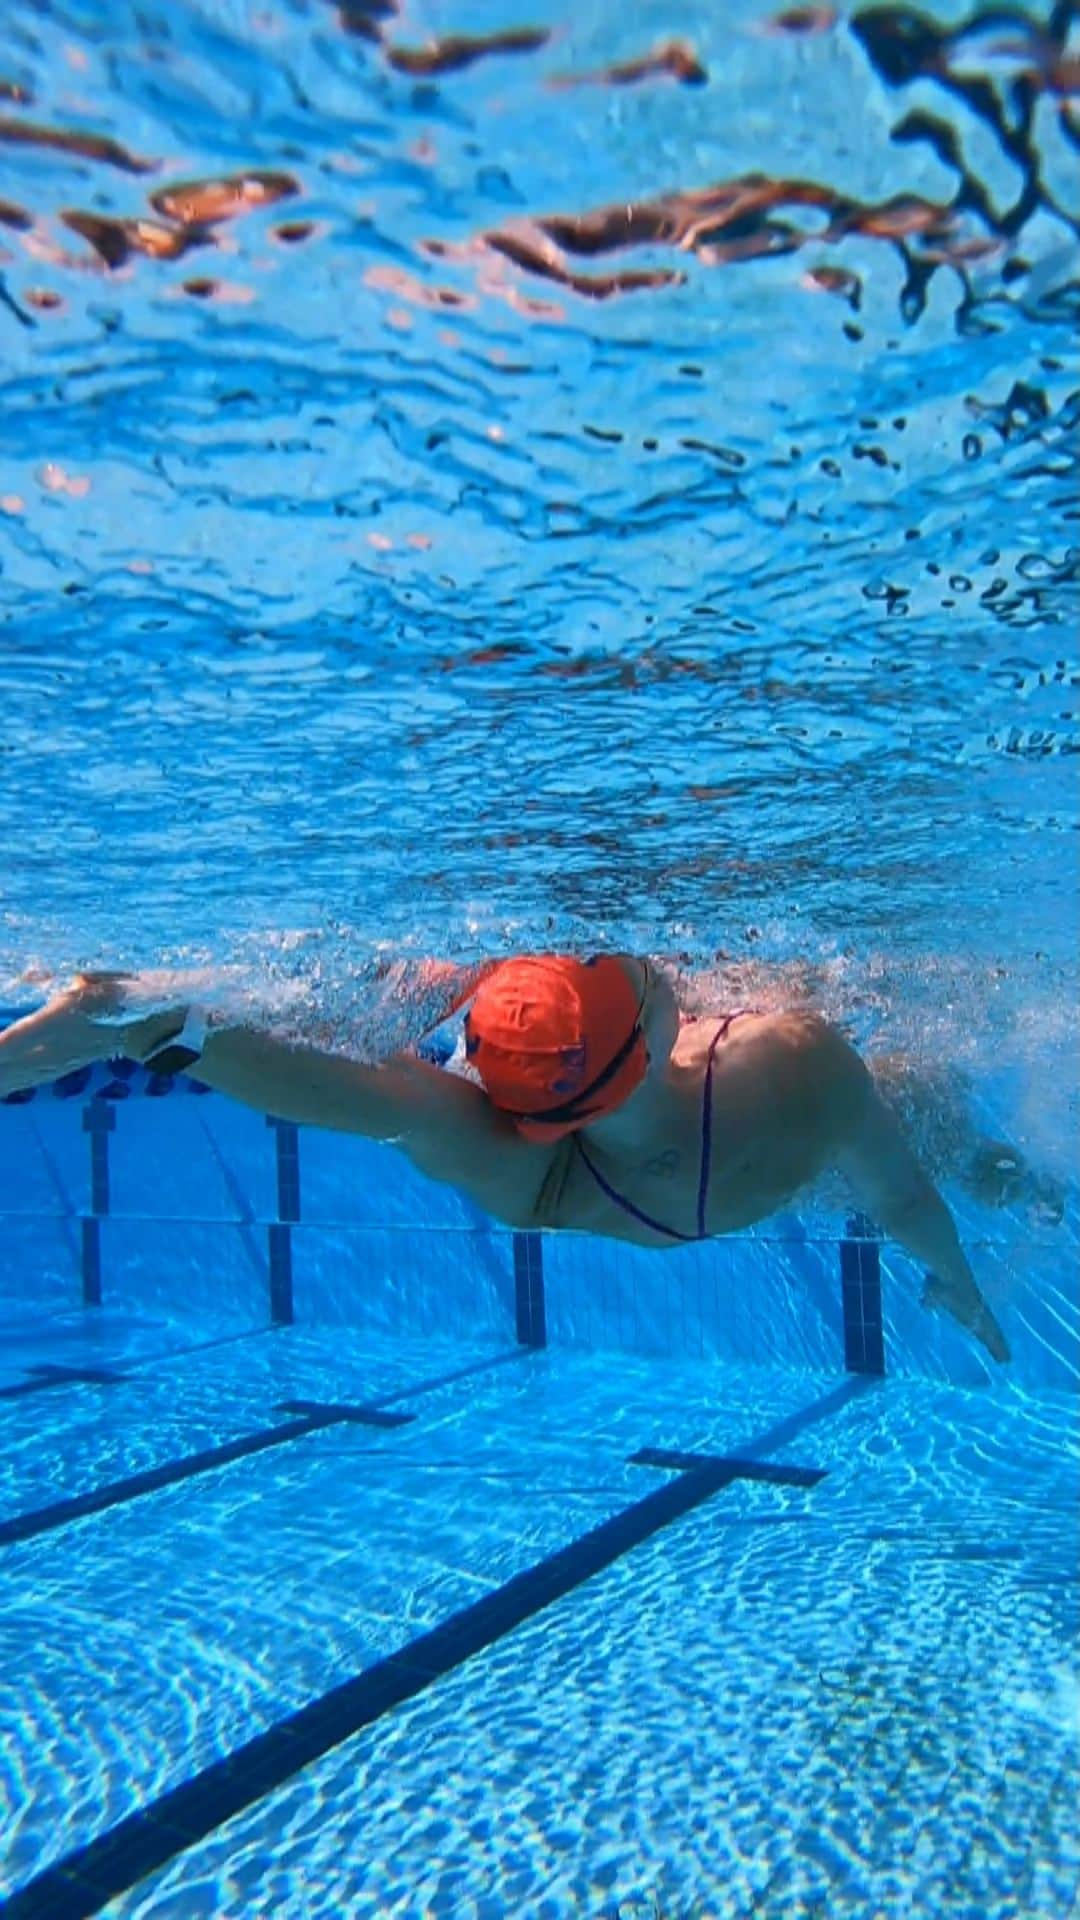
(575, 1139), (698, 1243)
(575, 1014), (738, 1243)
(695, 1018), (728, 1236)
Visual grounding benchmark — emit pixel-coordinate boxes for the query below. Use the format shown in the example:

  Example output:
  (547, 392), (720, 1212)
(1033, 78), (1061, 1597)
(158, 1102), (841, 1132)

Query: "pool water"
(1, 1083), (1077, 1915)
(1, 0), (1078, 1913)
(2, 1321), (1077, 1919)
(0, 0), (1076, 996)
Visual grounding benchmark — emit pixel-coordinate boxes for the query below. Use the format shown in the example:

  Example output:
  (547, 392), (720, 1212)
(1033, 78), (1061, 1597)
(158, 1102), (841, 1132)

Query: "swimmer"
(0, 955), (1010, 1363)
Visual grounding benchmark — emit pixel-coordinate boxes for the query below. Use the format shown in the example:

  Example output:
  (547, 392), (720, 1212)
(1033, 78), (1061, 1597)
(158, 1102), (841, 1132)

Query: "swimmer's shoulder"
(689, 1007), (866, 1119)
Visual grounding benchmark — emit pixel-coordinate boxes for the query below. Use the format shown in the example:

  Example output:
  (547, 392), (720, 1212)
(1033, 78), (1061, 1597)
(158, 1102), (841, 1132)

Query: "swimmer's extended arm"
(0, 984), (549, 1228)
(190, 1025), (550, 1222)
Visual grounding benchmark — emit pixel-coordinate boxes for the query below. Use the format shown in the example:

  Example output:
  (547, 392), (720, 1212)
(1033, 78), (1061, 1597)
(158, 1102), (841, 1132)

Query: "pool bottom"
(1, 1322), (1077, 1919)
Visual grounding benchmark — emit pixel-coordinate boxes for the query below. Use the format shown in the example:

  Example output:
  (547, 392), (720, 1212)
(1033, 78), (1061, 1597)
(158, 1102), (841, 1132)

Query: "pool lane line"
(0, 1400), (414, 1550)
(629, 1448), (824, 1481)
(0, 1447), (826, 1920)
(266, 1118), (299, 1323)
(110, 1337), (530, 1407)
(365, 1343), (534, 1409)
(0, 1327), (287, 1406)
(0, 1365), (129, 1403)
(114, 1336), (530, 1408)
(513, 1230), (546, 1347)
(840, 1213), (885, 1377)
(728, 1377), (879, 1461)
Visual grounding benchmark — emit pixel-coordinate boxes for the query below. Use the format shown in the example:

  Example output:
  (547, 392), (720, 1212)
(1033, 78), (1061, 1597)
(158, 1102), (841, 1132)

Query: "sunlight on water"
(0, 0), (1076, 1133)
(2, 20), (1078, 1915)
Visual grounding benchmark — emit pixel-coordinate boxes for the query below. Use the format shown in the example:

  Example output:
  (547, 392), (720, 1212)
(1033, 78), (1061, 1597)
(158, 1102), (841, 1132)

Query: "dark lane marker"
(0, 1448), (824, 1919)
(840, 1213), (885, 1377)
(513, 1231), (546, 1348)
(0, 1401), (414, 1550)
(0, 1364), (127, 1402)
(630, 1447), (824, 1486)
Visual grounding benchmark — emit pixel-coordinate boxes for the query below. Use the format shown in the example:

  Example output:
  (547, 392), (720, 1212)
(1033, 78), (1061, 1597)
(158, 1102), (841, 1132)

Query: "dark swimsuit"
(573, 1011), (747, 1243)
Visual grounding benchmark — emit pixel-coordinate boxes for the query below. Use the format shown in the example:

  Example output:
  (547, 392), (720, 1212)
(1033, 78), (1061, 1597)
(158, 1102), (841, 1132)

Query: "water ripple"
(0, 0), (1076, 1079)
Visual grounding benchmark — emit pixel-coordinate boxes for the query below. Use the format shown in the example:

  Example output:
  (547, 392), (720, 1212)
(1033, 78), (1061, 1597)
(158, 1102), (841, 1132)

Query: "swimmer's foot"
(922, 1271), (1011, 1365)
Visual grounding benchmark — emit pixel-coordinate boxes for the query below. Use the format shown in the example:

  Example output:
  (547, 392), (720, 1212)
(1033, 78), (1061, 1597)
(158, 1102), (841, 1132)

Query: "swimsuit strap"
(574, 1135), (699, 1244)
(695, 1013), (736, 1237)
(576, 1011), (748, 1245)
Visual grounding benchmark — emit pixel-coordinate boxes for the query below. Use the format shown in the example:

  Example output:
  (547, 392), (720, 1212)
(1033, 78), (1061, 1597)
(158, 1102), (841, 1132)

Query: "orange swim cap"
(464, 954), (647, 1141)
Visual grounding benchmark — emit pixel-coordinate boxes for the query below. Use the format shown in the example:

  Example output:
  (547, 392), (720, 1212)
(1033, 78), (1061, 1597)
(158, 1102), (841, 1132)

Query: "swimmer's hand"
(922, 1271), (1011, 1366)
(0, 972), (180, 1097)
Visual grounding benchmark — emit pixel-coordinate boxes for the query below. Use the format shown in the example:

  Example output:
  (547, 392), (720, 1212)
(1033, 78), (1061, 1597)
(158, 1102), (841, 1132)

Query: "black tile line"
(0, 1330), (278, 1408)
(513, 1231), (546, 1348)
(609, 1380), (874, 1485)
(266, 1122), (297, 1324)
(120, 1325), (282, 1373)
(0, 1336), (528, 1426)
(0, 1365), (128, 1403)
(0, 1402), (414, 1550)
(268, 1221), (294, 1326)
(4, 1326), (281, 1398)
(116, 1333), (528, 1403)
(0, 1449), (827, 1920)
(735, 1378), (876, 1459)
(840, 1217), (885, 1378)
(365, 1344), (533, 1409)
(629, 1449), (824, 1485)
(81, 1215), (102, 1307)
(111, 1337), (529, 1407)
(273, 1399), (408, 1425)
(82, 1100), (114, 1215)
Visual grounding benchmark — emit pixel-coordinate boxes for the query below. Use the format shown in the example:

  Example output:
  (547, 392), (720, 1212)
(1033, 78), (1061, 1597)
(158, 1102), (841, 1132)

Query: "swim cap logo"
(550, 1043), (587, 1095)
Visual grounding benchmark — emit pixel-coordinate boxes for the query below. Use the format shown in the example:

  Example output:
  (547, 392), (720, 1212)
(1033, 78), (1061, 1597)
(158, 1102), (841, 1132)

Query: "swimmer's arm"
(0, 987), (548, 1226)
(825, 1043), (1009, 1363)
(192, 1026), (472, 1137)
(173, 1027), (552, 1226)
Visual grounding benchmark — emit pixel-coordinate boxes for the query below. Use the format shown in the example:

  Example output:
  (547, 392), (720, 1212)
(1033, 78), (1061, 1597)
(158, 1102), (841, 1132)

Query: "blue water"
(1, 1323), (1077, 1916)
(1, 1), (1079, 1915)
(1, 1), (1077, 983)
